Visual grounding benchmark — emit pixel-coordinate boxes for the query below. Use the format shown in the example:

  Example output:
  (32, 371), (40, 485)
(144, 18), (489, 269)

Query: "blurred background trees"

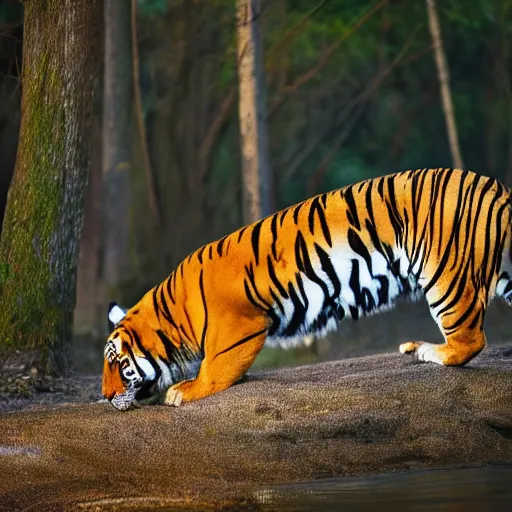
(426, 0), (464, 169)
(0, 0), (511, 373)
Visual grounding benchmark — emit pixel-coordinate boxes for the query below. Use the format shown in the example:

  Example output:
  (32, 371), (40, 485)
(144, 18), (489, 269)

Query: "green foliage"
(135, 0), (512, 200)
(137, 0), (168, 17)
(218, 54), (236, 90)
(0, 2), (23, 24)
(123, 0), (512, 309)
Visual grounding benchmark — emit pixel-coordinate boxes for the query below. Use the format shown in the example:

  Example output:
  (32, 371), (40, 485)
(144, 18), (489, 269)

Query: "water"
(255, 467), (512, 511)
(76, 467), (512, 511)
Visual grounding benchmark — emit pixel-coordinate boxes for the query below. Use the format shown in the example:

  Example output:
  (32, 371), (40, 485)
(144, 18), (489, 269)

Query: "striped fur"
(102, 168), (512, 410)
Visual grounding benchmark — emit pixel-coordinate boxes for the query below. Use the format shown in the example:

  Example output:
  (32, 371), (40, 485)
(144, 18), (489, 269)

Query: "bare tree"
(426, 0), (464, 169)
(0, 0), (101, 373)
(236, 0), (273, 223)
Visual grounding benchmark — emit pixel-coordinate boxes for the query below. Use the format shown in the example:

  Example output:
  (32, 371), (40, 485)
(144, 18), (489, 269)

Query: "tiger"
(102, 168), (512, 411)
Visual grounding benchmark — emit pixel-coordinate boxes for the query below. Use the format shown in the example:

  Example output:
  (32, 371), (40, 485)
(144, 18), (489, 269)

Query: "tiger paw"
(399, 341), (423, 355)
(164, 386), (183, 407)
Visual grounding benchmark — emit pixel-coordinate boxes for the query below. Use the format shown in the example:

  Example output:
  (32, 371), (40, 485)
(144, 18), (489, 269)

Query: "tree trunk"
(74, 103), (104, 340)
(236, 0), (273, 223)
(426, 0), (464, 169)
(131, 0), (160, 227)
(0, 0), (101, 374)
(103, 0), (133, 296)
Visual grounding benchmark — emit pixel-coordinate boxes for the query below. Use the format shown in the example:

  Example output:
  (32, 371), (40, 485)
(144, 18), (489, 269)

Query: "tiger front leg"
(164, 328), (267, 406)
(164, 380), (191, 406)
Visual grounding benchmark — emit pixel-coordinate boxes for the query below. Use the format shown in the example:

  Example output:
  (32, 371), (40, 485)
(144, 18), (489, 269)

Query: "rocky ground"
(1, 345), (512, 511)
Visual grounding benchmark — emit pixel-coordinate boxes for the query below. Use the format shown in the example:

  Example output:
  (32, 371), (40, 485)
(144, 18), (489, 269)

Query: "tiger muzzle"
(110, 389), (137, 411)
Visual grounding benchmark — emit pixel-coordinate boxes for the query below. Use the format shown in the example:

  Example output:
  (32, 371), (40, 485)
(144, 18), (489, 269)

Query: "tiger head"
(102, 303), (159, 411)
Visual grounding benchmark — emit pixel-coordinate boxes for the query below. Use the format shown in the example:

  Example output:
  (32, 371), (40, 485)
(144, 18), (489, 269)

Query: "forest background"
(0, 0), (511, 375)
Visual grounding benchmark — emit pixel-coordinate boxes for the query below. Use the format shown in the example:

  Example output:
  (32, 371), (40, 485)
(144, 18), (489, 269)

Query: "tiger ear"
(108, 301), (127, 331)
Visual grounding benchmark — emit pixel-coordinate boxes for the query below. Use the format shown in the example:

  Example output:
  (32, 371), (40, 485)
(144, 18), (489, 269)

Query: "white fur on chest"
(266, 242), (418, 348)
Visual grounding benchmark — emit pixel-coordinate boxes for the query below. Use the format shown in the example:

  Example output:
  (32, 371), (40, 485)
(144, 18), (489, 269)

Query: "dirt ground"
(1, 344), (512, 511)
(0, 351), (102, 414)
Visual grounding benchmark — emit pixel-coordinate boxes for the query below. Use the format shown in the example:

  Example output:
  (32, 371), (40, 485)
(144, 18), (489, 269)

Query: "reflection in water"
(256, 467), (512, 511)
(75, 467), (512, 511)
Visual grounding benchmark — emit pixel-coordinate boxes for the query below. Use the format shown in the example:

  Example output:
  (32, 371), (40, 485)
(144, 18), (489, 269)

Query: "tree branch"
(198, 86), (236, 184)
(268, 0), (390, 120)
(306, 102), (367, 195)
(266, 0), (331, 58)
(306, 27), (421, 193)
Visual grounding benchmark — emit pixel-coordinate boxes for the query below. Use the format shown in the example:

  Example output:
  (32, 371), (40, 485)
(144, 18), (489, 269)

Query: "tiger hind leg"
(399, 333), (486, 366)
(399, 284), (487, 366)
